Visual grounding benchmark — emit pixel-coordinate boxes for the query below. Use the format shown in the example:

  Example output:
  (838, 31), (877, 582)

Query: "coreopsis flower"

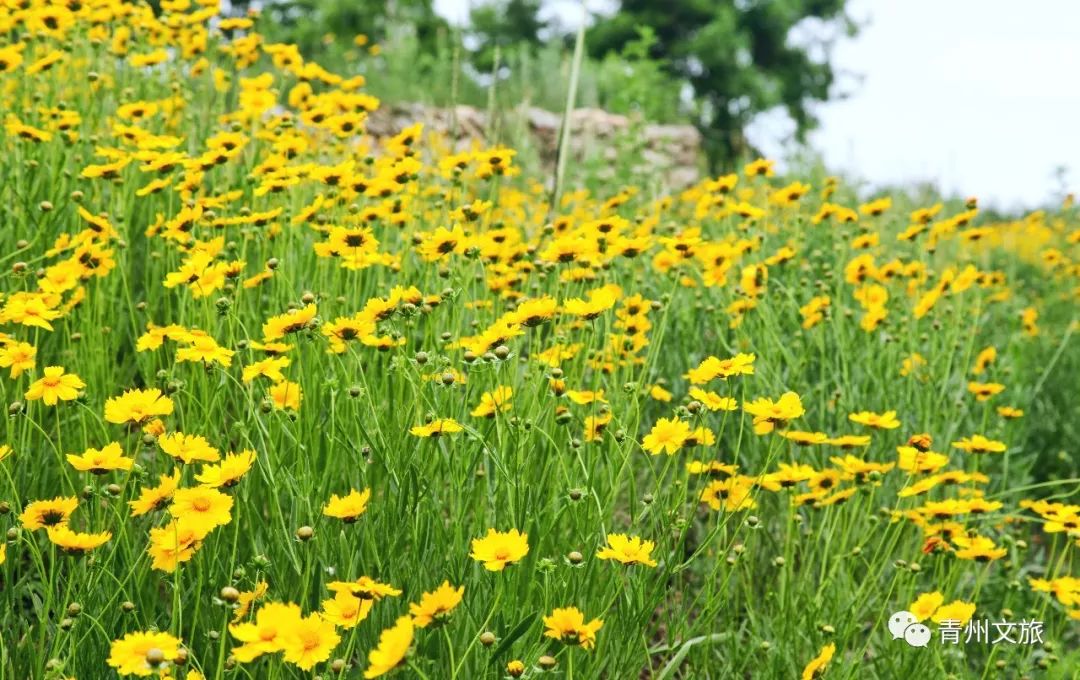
(507, 660), (526, 677)
(583, 413), (612, 442)
(800, 643), (836, 680)
(971, 346), (997, 375)
(562, 285), (620, 320)
(896, 447), (949, 474)
(848, 410), (900, 430)
(542, 607), (603, 649)
(104, 388), (175, 425)
(269, 380), (303, 411)
(147, 519), (201, 573)
(242, 356), (290, 383)
(322, 488), (371, 522)
(470, 528), (529, 571)
(685, 353), (756, 383)
(825, 435), (871, 449)
(782, 430), (829, 446)
(230, 602), (303, 662)
(743, 392), (805, 434)
(107, 631), (183, 677)
(328, 576), (402, 600)
(701, 476), (757, 512)
(170, 487), (234, 537)
(20, 496), (79, 530)
(281, 613), (341, 671)
(1, 293), (62, 330)
(67, 442), (133, 474)
(565, 389), (607, 405)
(262, 304), (317, 341)
(909, 591), (945, 621)
(321, 590), (373, 629)
(409, 418), (463, 438)
(0, 341), (36, 378)
(471, 386), (513, 418)
(364, 616), (414, 678)
(744, 158), (774, 177)
(952, 435), (1006, 454)
(195, 450), (257, 488)
(409, 581), (464, 627)
(176, 335), (234, 367)
(233, 582), (270, 622)
(25, 366), (84, 406)
(967, 381), (1005, 401)
(952, 534), (1008, 562)
(129, 470), (182, 516)
(596, 534), (657, 567)
(47, 525), (111, 553)
(996, 406), (1024, 419)
(688, 388), (738, 412)
(930, 600), (977, 626)
(649, 384), (673, 401)
(159, 432), (221, 464)
(642, 417), (691, 455)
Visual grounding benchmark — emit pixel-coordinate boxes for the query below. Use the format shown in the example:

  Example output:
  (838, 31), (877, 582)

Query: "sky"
(433, 0), (1080, 209)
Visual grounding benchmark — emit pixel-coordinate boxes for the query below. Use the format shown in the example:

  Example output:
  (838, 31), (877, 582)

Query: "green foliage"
(588, 0), (857, 167)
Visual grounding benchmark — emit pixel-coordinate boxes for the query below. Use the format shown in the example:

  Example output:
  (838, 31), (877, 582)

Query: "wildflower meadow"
(0, 2), (1078, 679)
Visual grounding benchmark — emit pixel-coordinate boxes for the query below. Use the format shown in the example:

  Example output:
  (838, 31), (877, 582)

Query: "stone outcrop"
(365, 103), (703, 188)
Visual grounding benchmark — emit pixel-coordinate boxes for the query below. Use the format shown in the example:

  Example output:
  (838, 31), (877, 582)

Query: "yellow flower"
(685, 353), (756, 384)
(104, 388), (175, 425)
(195, 450), (257, 488)
(470, 528), (529, 571)
(47, 525), (112, 554)
(25, 366), (85, 406)
(909, 591), (944, 621)
(649, 384), (673, 402)
(262, 304), (317, 341)
(701, 476), (758, 512)
(321, 591), (373, 629)
(159, 432), (221, 464)
(931, 600), (977, 626)
(66, 442), (133, 474)
(20, 496), (79, 530)
(0, 341), (36, 378)
(409, 418), (463, 438)
(688, 388), (738, 412)
(743, 392), (805, 434)
(542, 606), (603, 649)
(952, 435), (1006, 454)
(847, 410), (900, 430)
(129, 470), (181, 516)
(280, 613), (341, 671)
(269, 380), (303, 411)
(364, 615), (414, 678)
(642, 417), (691, 455)
(107, 631), (183, 676)
(409, 581), (465, 627)
(170, 487), (234, 538)
(328, 576), (403, 600)
(801, 642), (835, 680)
(230, 602), (303, 662)
(322, 488), (372, 522)
(242, 356), (290, 383)
(596, 533), (658, 567)
(471, 386), (513, 418)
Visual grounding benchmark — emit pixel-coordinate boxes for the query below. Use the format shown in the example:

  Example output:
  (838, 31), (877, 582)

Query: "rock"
(365, 103), (703, 188)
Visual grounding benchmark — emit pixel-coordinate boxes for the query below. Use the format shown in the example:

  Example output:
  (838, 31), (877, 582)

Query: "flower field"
(1, 2), (1078, 679)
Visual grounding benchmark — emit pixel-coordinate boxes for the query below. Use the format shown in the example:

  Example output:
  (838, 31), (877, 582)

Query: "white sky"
(434, 0), (1080, 209)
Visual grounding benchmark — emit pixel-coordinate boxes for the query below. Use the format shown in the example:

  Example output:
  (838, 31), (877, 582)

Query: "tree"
(587, 0), (856, 169)
(468, 0), (548, 73)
